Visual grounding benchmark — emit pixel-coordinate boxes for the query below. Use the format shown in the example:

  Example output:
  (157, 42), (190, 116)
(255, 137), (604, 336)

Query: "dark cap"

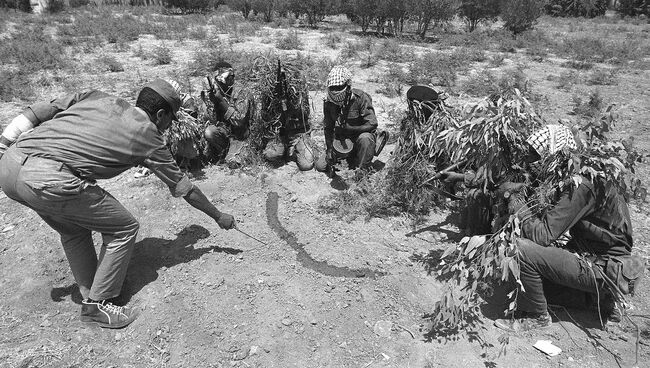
(142, 78), (182, 118)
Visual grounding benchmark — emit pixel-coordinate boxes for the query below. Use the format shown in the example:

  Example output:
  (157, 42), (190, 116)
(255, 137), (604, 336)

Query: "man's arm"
(341, 92), (378, 134)
(0, 90), (106, 157)
(520, 180), (596, 246)
(183, 185), (236, 229)
(144, 147), (236, 230)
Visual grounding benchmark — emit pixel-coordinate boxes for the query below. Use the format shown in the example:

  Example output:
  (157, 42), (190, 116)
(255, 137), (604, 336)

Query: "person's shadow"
(50, 224), (242, 305)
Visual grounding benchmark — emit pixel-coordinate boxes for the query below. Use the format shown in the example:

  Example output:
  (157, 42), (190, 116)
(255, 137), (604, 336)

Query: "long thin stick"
(235, 228), (269, 247)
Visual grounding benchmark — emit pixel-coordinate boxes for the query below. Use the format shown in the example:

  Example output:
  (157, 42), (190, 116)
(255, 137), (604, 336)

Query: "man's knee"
(356, 132), (375, 146)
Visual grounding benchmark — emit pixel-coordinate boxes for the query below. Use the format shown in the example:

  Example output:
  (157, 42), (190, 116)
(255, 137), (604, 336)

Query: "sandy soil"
(1, 9), (649, 368)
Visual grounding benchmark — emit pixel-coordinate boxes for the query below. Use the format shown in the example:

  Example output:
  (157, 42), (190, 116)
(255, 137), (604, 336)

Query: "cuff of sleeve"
(172, 175), (193, 198)
(22, 106), (45, 126)
(224, 107), (236, 121)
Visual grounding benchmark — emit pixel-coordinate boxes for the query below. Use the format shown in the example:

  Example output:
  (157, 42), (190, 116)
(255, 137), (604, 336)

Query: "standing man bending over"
(0, 79), (237, 329)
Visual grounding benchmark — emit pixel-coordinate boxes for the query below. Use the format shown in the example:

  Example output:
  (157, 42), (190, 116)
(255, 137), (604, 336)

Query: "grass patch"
(0, 70), (35, 102)
(461, 66), (529, 97)
(0, 24), (66, 73)
(586, 68), (619, 86)
(275, 30), (302, 50)
(323, 32), (343, 49)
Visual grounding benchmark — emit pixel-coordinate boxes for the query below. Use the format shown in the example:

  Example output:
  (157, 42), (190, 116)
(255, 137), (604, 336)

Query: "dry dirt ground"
(1, 9), (650, 368)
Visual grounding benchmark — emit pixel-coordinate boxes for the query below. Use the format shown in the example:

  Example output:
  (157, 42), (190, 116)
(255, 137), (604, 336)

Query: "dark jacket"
(323, 88), (377, 150)
(521, 177), (633, 257)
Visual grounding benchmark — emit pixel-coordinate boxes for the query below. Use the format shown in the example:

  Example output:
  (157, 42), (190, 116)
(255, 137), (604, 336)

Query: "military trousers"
(0, 147), (139, 301)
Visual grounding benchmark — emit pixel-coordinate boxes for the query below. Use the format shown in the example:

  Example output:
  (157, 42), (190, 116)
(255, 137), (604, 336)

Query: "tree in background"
(459, 0), (500, 32)
(408, 0), (459, 39)
(0, 0), (31, 11)
(545, 0), (608, 17)
(251, 0), (278, 22)
(344, 0), (375, 33)
(226, 0), (253, 19)
(500, 0), (545, 36)
(617, 0), (649, 16)
(286, 0), (340, 27)
(163, 0), (214, 13)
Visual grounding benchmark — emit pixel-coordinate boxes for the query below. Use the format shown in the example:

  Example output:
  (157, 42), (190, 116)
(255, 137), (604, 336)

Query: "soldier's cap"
(143, 78), (182, 119)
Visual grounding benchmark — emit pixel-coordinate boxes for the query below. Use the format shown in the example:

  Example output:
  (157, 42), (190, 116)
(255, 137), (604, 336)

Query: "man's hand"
(437, 171), (466, 183)
(325, 148), (336, 165)
(216, 212), (237, 230)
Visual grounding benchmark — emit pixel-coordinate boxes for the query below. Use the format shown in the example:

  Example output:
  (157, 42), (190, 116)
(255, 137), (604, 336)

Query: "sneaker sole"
(80, 316), (137, 329)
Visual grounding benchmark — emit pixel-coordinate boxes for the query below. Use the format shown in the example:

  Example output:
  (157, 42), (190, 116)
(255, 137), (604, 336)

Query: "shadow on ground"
(50, 224), (242, 306)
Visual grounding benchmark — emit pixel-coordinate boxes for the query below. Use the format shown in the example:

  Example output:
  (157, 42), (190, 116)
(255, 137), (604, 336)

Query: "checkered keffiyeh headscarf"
(527, 124), (577, 156)
(326, 66), (352, 105)
(165, 79), (193, 111)
(326, 65), (352, 88)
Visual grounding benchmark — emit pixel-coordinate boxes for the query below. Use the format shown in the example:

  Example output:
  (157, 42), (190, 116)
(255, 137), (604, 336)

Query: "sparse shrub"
(0, 25), (66, 73)
(462, 66), (529, 97)
(587, 68), (618, 85)
(376, 62), (407, 97)
(489, 53), (506, 67)
(0, 70), (34, 102)
(500, 0), (545, 36)
(323, 32), (343, 48)
(189, 26), (208, 40)
(98, 55), (125, 72)
(571, 90), (604, 118)
(376, 38), (408, 62)
(45, 0), (66, 13)
(340, 40), (359, 59)
(452, 47), (486, 63)
(153, 44), (173, 65)
(275, 30), (302, 50)
(554, 70), (581, 91)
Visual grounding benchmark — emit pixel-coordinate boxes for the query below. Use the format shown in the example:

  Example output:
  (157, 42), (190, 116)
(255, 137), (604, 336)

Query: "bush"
(587, 68), (618, 85)
(462, 66), (529, 97)
(545, 0), (608, 17)
(45, 0), (66, 13)
(618, 0), (650, 16)
(153, 44), (173, 65)
(98, 55), (125, 72)
(275, 30), (302, 50)
(500, 0), (545, 36)
(163, 0), (214, 13)
(571, 90), (604, 118)
(408, 52), (460, 87)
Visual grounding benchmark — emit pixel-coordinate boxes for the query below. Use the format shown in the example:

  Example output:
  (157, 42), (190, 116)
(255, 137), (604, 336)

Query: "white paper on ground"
(533, 340), (562, 356)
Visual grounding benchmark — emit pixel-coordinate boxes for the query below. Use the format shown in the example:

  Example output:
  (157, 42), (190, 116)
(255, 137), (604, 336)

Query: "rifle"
(276, 60), (289, 114)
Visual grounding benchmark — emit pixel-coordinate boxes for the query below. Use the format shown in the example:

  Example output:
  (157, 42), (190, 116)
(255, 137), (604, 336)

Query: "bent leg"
(517, 238), (598, 314)
(352, 132), (375, 169)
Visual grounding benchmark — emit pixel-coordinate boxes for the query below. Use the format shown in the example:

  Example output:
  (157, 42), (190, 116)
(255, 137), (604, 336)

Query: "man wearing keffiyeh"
(493, 124), (636, 332)
(315, 65), (378, 173)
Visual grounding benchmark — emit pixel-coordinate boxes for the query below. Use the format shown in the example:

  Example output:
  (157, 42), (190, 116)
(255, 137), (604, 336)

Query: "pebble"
(115, 332), (122, 341)
(232, 348), (249, 361)
(373, 320), (393, 338)
(281, 318), (293, 326)
(249, 345), (259, 356)
(2, 225), (14, 233)
(310, 319), (318, 325)
(40, 320), (52, 327)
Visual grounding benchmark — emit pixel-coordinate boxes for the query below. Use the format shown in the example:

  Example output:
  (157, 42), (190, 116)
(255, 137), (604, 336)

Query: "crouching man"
(0, 79), (237, 329)
(493, 125), (642, 332)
